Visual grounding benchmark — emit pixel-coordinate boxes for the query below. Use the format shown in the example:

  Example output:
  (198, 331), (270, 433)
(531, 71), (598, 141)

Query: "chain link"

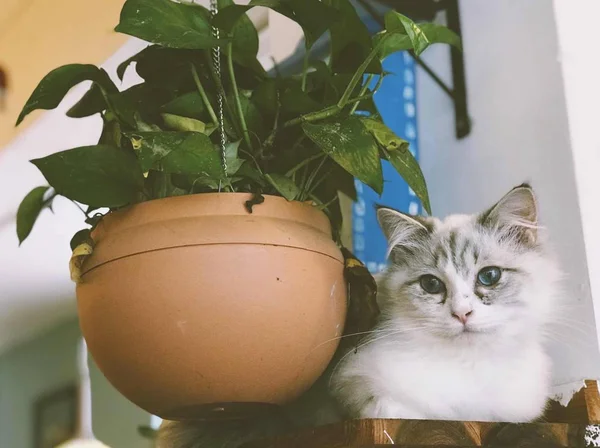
(210, 0), (228, 180)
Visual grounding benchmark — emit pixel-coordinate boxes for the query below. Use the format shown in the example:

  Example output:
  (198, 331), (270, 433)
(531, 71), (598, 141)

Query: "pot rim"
(96, 192), (332, 235)
(82, 193), (343, 275)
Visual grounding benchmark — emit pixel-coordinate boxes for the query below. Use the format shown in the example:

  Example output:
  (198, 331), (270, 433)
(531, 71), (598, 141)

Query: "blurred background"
(1, 0), (600, 447)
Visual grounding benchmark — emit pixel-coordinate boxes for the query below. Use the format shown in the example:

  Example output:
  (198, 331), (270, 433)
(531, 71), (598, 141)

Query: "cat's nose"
(452, 310), (473, 325)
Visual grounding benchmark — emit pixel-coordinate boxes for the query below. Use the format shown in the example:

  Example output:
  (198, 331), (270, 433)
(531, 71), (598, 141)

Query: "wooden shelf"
(242, 419), (594, 447)
(241, 381), (600, 448)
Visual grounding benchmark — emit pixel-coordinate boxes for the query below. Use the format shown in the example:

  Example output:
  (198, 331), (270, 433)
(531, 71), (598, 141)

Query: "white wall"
(553, 0), (600, 359)
(0, 38), (148, 353)
(417, 0), (600, 397)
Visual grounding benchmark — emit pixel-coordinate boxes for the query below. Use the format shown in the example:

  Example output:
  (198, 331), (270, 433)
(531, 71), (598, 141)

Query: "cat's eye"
(419, 275), (446, 294)
(477, 266), (502, 286)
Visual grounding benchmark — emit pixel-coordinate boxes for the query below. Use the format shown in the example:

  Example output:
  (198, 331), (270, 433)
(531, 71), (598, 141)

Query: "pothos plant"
(15, 0), (460, 250)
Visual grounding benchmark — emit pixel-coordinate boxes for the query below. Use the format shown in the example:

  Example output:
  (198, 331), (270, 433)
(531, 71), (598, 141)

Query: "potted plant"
(15, 0), (459, 420)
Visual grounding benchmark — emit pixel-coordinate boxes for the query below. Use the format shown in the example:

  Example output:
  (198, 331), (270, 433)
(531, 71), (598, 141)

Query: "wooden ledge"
(241, 419), (597, 447)
(241, 381), (600, 448)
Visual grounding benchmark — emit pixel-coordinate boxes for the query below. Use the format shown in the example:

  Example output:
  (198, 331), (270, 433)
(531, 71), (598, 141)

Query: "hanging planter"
(77, 193), (346, 418)
(15, 0), (459, 421)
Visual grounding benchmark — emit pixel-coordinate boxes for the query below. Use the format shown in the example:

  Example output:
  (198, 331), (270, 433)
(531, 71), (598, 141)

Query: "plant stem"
(271, 57), (282, 79)
(373, 73), (385, 93)
(299, 165), (309, 201)
(291, 135), (306, 151)
(350, 74), (374, 114)
(301, 153), (328, 199)
(97, 85), (118, 121)
(301, 50), (309, 92)
(283, 93), (374, 128)
(156, 164), (168, 199)
(70, 199), (89, 218)
(190, 63), (219, 127)
(315, 194), (339, 210)
(306, 167), (332, 195)
(227, 41), (253, 152)
(285, 153), (326, 177)
(261, 89), (280, 154)
(337, 38), (384, 109)
(240, 149), (264, 174)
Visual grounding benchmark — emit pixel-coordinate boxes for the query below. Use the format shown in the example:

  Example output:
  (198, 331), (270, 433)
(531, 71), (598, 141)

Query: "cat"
(330, 183), (561, 422)
(157, 183), (561, 447)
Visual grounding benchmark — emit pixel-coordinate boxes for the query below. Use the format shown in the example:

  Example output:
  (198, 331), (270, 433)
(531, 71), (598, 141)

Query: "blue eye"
(419, 275), (446, 294)
(477, 266), (501, 286)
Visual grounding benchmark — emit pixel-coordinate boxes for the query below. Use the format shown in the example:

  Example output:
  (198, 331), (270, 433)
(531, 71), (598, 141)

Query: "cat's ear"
(479, 183), (538, 245)
(376, 206), (432, 252)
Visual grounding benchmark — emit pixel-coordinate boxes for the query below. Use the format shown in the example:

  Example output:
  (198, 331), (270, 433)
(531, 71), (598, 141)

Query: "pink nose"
(452, 310), (472, 325)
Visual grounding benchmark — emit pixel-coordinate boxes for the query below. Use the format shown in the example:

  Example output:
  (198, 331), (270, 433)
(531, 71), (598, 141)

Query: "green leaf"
(88, 83), (176, 128)
(325, 0), (380, 74)
(374, 32), (413, 60)
(252, 79), (278, 115)
(16, 186), (53, 244)
(116, 52), (138, 81)
(98, 113), (123, 147)
(118, 45), (202, 84)
(162, 113), (211, 133)
(384, 11), (461, 56)
(162, 92), (206, 120)
(214, 0), (336, 48)
(306, 60), (334, 92)
(70, 229), (93, 251)
(361, 117), (409, 153)
(17, 64), (112, 125)
(66, 78), (118, 118)
(363, 118), (431, 214)
(385, 146), (431, 214)
(126, 132), (224, 177)
(107, 92), (138, 128)
(329, 161), (357, 201)
(281, 86), (321, 115)
(303, 117), (383, 194)
(218, 0), (259, 67)
(418, 23), (463, 51)
(31, 146), (145, 208)
(115, 0), (221, 49)
(265, 173), (300, 201)
(229, 93), (265, 138)
(286, 0), (337, 49)
(224, 140), (244, 175)
(213, 0), (279, 33)
(162, 139), (223, 176)
(235, 163), (266, 186)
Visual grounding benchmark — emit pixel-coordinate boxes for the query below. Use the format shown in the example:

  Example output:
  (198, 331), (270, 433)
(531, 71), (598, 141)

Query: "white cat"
(330, 184), (561, 422)
(158, 184), (561, 447)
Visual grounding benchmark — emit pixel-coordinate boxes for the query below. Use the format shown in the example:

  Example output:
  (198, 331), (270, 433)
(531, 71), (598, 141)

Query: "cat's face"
(377, 185), (560, 341)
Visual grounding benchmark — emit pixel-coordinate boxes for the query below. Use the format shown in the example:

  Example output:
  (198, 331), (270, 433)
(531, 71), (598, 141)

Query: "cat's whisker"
(313, 329), (395, 349)
(548, 320), (598, 336)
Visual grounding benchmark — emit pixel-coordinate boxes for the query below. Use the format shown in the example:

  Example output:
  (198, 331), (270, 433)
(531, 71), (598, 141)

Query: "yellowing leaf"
(69, 242), (94, 283)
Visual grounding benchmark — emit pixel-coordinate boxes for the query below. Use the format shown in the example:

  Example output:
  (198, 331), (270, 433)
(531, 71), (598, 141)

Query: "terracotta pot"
(76, 193), (347, 420)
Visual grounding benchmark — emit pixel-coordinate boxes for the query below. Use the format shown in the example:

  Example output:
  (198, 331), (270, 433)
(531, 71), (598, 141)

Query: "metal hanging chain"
(210, 0), (228, 179)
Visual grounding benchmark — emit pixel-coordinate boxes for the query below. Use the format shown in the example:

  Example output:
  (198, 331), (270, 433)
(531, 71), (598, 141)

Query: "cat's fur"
(158, 184), (561, 447)
(330, 184), (561, 422)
